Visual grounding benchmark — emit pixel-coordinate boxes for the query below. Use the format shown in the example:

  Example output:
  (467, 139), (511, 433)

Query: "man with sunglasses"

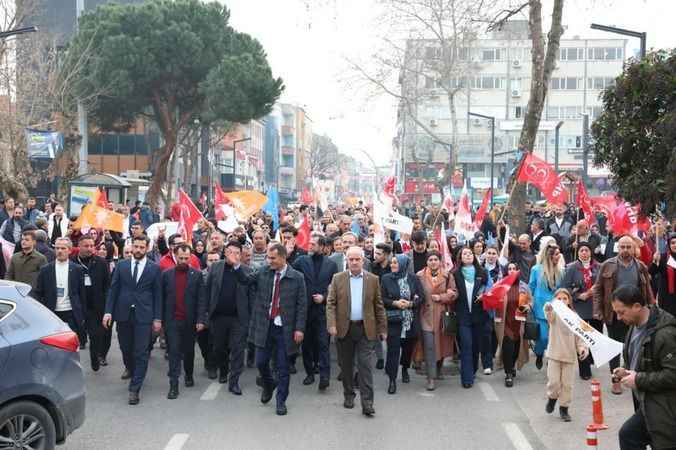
(593, 235), (655, 395)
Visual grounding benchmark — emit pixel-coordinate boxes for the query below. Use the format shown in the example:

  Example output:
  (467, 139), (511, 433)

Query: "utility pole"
(582, 113), (590, 185)
(76, 0), (88, 175)
(468, 112), (496, 207)
(591, 23), (646, 58)
(554, 121), (564, 173)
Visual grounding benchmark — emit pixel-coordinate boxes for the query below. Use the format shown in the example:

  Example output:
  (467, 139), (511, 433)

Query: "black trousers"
(195, 328), (211, 370)
(385, 322), (403, 380)
(607, 316), (629, 373)
(502, 335), (520, 376)
(210, 315), (244, 380)
(165, 320), (196, 383)
(400, 335), (417, 369)
(85, 310), (108, 364)
(55, 310), (79, 334)
(302, 307), (330, 379)
(619, 410), (652, 450)
(578, 318), (604, 378)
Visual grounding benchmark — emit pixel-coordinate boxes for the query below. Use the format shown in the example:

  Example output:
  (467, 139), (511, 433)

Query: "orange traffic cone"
(589, 379), (609, 430)
(586, 425), (599, 449)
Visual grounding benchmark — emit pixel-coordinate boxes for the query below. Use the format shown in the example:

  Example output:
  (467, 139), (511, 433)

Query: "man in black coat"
(161, 244), (206, 399)
(199, 241), (252, 395)
(73, 234), (111, 371)
(293, 234), (338, 390)
(33, 237), (85, 334)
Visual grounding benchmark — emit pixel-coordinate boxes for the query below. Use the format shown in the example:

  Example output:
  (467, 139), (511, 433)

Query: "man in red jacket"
(159, 233), (201, 272)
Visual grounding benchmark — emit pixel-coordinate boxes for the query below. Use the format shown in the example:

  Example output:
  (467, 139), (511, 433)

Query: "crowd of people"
(1, 193), (675, 448)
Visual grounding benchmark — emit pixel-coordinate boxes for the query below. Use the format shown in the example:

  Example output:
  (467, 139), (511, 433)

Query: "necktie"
(133, 261), (139, 284)
(269, 272), (281, 319)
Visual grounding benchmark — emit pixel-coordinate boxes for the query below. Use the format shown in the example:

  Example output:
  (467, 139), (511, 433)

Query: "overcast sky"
(222, 0), (673, 166)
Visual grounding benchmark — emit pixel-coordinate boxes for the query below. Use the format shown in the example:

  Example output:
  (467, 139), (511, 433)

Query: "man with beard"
(293, 234), (338, 390)
(161, 244), (206, 399)
(74, 234), (111, 370)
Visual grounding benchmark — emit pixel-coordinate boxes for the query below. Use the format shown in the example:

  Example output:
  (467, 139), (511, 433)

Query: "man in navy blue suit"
(103, 235), (162, 405)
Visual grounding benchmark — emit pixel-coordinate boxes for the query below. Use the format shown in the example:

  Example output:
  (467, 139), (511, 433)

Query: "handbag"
(523, 310), (540, 341)
(442, 308), (458, 336)
(386, 309), (403, 323)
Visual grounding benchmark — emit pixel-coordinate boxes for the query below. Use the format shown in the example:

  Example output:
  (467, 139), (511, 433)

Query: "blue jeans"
(619, 411), (652, 450)
(480, 319), (495, 370)
(458, 323), (482, 385)
(256, 323), (289, 406)
(534, 318), (549, 357)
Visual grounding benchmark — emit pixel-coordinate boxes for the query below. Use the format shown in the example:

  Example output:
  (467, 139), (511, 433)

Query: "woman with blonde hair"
(529, 236), (566, 370)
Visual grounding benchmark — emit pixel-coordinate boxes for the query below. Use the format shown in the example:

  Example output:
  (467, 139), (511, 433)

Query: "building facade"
(394, 20), (626, 203)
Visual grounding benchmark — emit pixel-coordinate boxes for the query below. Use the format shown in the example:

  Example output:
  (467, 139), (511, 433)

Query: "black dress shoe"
(314, 366), (320, 375)
(376, 359), (384, 370)
(276, 403), (287, 416)
(261, 382), (277, 404)
(559, 406), (571, 422)
(167, 384), (179, 400)
(121, 369), (131, 380)
(218, 370), (228, 384)
(546, 398), (557, 414)
(184, 376), (195, 387)
(401, 368), (410, 383)
(229, 381), (242, 396)
(207, 369), (217, 380)
(387, 379), (397, 395)
(362, 405), (375, 417)
(246, 359), (255, 369)
(289, 364), (297, 375)
(303, 374), (315, 385)
(505, 376), (514, 388)
(536, 355), (543, 370)
(128, 391), (140, 405)
(99, 357), (108, 367)
(462, 383), (473, 389)
(91, 357), (100, 372)
(343, 397), (355, 409)
(318, 378), (329, 391)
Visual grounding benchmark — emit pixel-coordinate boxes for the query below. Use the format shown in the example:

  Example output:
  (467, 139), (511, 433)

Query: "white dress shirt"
(132, 257), (147, 283)
(54, 260), (71, 312)
(349, 271), (364, 321)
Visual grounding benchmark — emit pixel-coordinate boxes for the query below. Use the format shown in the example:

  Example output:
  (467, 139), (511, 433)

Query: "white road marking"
(502, 422), (534, 450)
(418, 392), (435, 397)
(478, 381), (500, 402)
(164, 433), (189, 450)
(200, 382), (222, 401)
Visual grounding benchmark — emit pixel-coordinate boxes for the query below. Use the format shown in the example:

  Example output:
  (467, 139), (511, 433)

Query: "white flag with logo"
(551, 300), (624, 368)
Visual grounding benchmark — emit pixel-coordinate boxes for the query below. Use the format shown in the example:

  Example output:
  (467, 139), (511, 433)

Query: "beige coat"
(544, 304), (586, 363)
(416, 269), (458, 361)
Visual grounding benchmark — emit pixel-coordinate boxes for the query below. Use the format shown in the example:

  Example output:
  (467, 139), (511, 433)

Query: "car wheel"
(0, 401), (56, 450)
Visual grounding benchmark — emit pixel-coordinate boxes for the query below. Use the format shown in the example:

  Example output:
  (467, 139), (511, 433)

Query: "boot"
(504, 374), (514, 388)
(387, 378), (397, 394)
(426, 378), (436, 391)
(167, 383), (179, 400)
(401, 368), (410, 383)
(559, 406), (571, 422)
(546, 398), (557, 414)
(536, 355), (544, 370)
(435, 361), (444, 380)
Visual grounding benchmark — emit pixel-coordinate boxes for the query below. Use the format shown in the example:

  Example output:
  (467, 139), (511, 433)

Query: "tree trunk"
(146, 134), (176, 208)
(507, 0), (564, 234)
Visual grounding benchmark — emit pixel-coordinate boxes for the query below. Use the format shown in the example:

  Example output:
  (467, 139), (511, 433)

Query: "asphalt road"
(64, 338), (632, 450)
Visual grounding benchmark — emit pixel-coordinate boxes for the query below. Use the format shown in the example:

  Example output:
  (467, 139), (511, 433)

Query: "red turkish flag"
(480, 271), (520, 310)
(473, 188), (492, 229)
(177, 190), (204, 242)
(576, 181), (596, 224)
(214, 183), (230, 220)
(296, 216), (311, 251)
(517, 153), (568, 205)
(301, 187), (313, 205)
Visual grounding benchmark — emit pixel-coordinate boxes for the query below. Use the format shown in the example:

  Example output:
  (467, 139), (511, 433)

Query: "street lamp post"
(468, 112), (496, 207)
(554, 121), (564, 173)
(590, 23), (646, 58)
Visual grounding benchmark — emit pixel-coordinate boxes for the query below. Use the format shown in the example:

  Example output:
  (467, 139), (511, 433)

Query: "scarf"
(423, 267), (446, 290)
(461, 265), (476, 282)
(577, 260), (594, 290)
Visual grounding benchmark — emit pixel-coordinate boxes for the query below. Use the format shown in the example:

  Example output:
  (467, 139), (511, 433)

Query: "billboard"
(26, 129), (64, 159)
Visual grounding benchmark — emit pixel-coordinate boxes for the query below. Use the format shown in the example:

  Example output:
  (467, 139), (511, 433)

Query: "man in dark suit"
(200, 241), (252, 395)
(73, 234), (111, 371)
(248, 243), (307, 416)
(34, 237), (85, 335)
(103, 235), (162, 405)
(293, 234), (338, 390)
(327, 246), (387, 417)
(161, 244), (205, 399)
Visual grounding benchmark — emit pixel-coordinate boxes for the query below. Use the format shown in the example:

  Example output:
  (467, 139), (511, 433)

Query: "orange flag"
(225, 190), (268, 220)
(94, 187), (109, 208)
(72, 204), (125, 233)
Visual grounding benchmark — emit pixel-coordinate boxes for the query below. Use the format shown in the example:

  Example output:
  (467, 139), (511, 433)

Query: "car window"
(0, 302), (15, 322)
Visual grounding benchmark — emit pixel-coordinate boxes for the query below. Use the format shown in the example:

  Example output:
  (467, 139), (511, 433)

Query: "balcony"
(281, 146), (295, 156)
(281, 125), (295, 135)
(279, 166), (295, 175)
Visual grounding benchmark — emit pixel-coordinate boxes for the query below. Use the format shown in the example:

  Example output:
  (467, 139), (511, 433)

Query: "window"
(472, 76), (504, 89)
(560, 47), (584, 61)
(425, 47), (442, 59)
(456, 47), (469, 61)
(481, 48), (502, 61)
(510, 78), (521, 91)
(515, 106), (523, 118)
(281, 155), (294, 167)
(547, 106), (560, 119)
(587, 106), (603, 120)
(588, 47), (624, 60)
(587, 77), (615, 90)
(551, 77), (582, 90)
(0, 302), (14, 321)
